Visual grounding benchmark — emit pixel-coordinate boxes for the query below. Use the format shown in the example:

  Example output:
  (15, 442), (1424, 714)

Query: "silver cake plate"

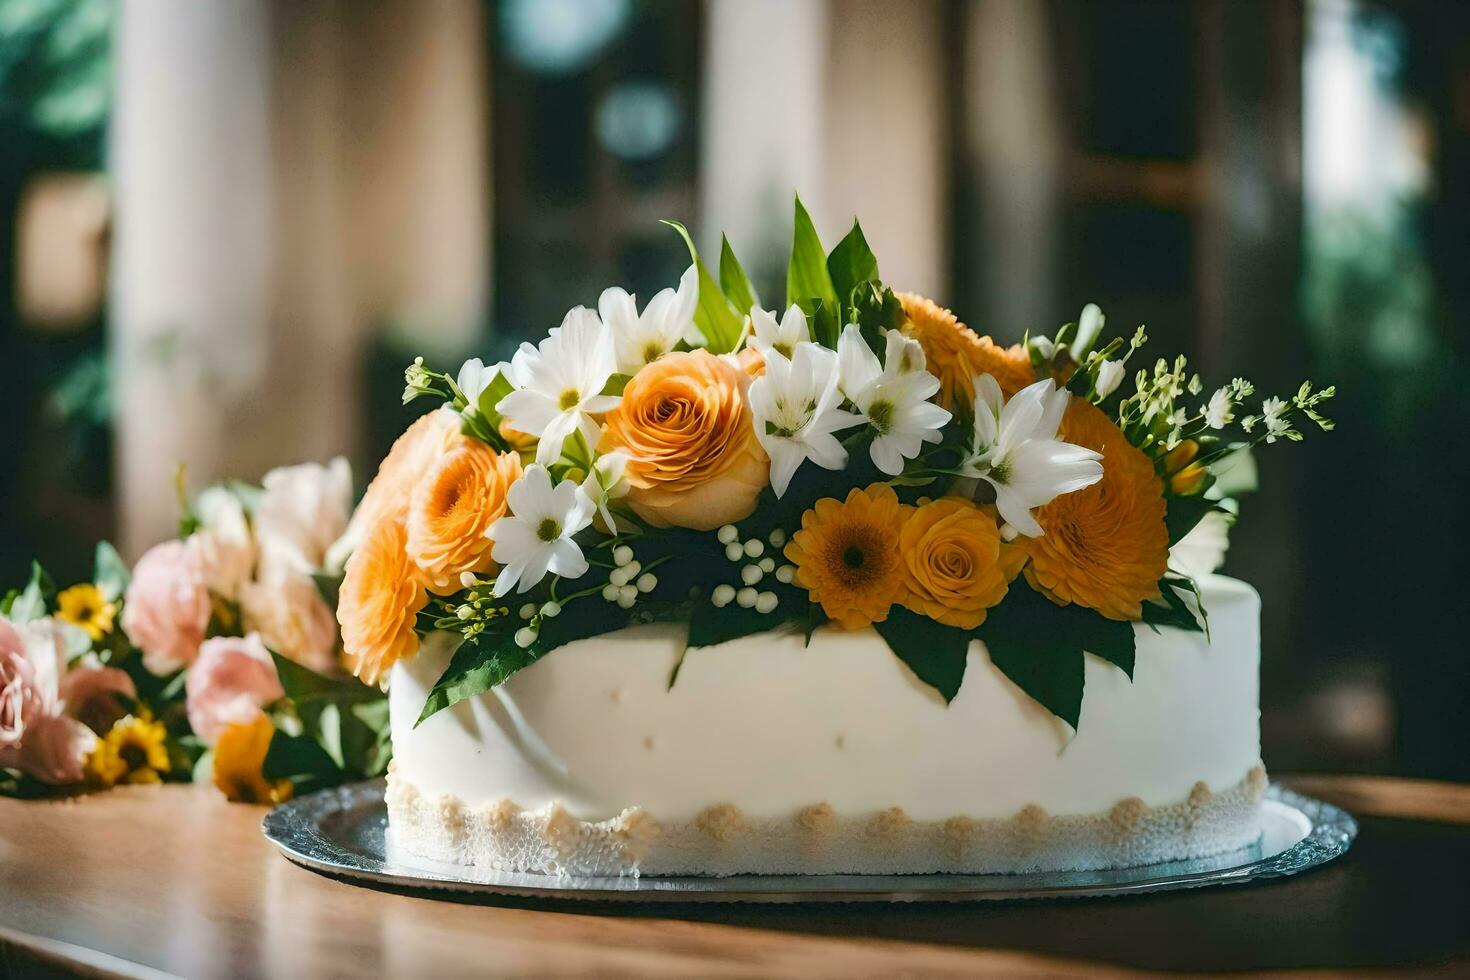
(261, 781), (1355, 903)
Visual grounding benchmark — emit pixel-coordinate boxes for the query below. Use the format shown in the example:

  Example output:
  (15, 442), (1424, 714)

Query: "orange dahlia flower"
(1024, 400), (1168, 620)
(339, 518), (428, 686)
(406, 441), (523, 593)
(899, 497), (1012, 630)
(343, 409), (460, 548)
(784, 484), (911, 630)
(897, 292), (1034, 410)
(599, 350), (769, 530)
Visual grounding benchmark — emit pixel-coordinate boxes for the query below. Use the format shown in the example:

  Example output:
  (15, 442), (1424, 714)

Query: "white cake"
(385, 574), (1265, 876)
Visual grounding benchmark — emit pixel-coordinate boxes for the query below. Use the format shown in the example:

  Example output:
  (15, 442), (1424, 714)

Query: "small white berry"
(540, 601), (561, 618)
(717, 524), (739, 544)
(741, 564), (763, 586)
(456, 605), (474, 620)
(776, 564), (796, 584)
(624, 560), (641, 577)
(514, 627), (537, 648)
(768, 528), (787, 548)
(602, 584), (620, 602)
(612, 545), (634, 567)
(459, 571), (479, 588)
(743, 539), (764, 558)
(712, 584), (736, 607)
(724, 542), (744, 562)
(609, 566), (631, 587)
(758, 557), (775, 573)
(736, 587), (757, 608)
(755, 591), (778, 614)
(617, 586), (638, 609)
(519, 603), (537, 620)
(636, 573), (657, 593)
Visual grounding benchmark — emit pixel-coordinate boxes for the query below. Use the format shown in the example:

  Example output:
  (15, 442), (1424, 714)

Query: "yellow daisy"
(784, 484), (911, 630)
(212, 714), (293, 805)
(85, 713), (171, 788)
(55, 583), (116, 642)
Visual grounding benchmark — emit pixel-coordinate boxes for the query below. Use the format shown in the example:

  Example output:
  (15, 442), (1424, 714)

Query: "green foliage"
(826, 220), (879, 319)
(1164, 495), (1226, 546)
(417, 598), (629, 726)
(5, 562), (54, 624)
(786, 196), (841, 346)
(662, 220), (745, 353)
(873, 607), (971, 703)
(1140, 578), (1206, 634)
(263, 653), (393, 793)
(93, 541), (129, 602)
(719, 235), (759, 317)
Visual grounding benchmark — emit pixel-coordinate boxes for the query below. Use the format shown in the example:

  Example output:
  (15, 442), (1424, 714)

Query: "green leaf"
(873, 607), (971, 703)
(849, 280), (905, 354)
(417, 599), (628, 725)
(474, 366), (516, 429)
(1164, 495), (1223, 545)
(826, 220), (879, 320)
(719, 234), (759, 316)
(797, 296), (842, 350)
(262, 728), (340, 783)
(685, 600), (781, 652)
(93, 542), (130, 601)
(311, 571), (341, 611)
(662, 220), (744, 352)
(786, 195), (839, 328)
(1082, 615), (1136, 679)
(8, 562), (54, 624)
(982, 619), (1085, 730)
(1141, 578), (1206, 634)
(270, 652), (381, 705)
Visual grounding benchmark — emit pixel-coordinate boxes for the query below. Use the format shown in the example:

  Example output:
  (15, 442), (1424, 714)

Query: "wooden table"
(1, 775), (1466, 978)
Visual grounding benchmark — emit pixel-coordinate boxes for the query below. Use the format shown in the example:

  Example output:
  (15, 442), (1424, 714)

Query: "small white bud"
(767, 528), (787, 548)
(999, 523), (1019, 542)
(609, 566), (631, 587)
(716, 524), (739, 544)
(724, 542), (744, 562)
(602, 584), (620, 602)
(758, 556), (775, 573)
(456, 605), (474, 620)
(612, 545), (634, 567)
(514, 627), (537, 649)
(741, 564), (763, 586)
(755, 591), (778, 614)
(519, 603), (537, 620)
(459, 571), (479, 588)
(775, 564), (796, 584)
(712, 584), (736, 607)
(736, 587), (758, 608)
(540, 601), (562, 618)
(636, 573), (657, 593)
(1095, 359), (1125, 399)
(743, 539), (764, 558)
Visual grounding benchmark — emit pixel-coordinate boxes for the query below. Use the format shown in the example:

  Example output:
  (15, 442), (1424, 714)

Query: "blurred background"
(1, 0), (1465, 780)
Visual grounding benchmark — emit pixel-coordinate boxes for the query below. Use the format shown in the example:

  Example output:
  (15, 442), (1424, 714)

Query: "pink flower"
(60, 657), (137, 734)
(0, 616), (96, 785)
(121, 540), (212, 675)
(240, 569), (339, 675)
(185, 632), (284, 746)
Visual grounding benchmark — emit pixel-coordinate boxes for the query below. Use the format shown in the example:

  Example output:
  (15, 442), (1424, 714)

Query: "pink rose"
(121, 540), (212, 675)
(240, 569), (338, 675)
(185, 632), (284, 746)
(0, 617), (95, 785)
(60, 657), (137, 734)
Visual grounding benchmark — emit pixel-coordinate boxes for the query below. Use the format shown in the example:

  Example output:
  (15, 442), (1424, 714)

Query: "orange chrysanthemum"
(784, 484), (911, 630)
(897, 292), (1034, 410)
(343, 410), (460, 545)
(1024, 400), (1168, 621)
(338, 518), (428, 686)
(406, 441), (523, 593)
(899, 497), (1012, 630)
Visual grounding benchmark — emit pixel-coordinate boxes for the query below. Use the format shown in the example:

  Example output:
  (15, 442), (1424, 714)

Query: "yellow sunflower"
(55, 583), (116, 642)
(339, 518), (429, 687)
(212, 714), (293, 805)
(784, 484), (911, 630)
(897, 292), (1034, 410)
(85, 712), (171, 788)
(1024, 400), (1168, 621)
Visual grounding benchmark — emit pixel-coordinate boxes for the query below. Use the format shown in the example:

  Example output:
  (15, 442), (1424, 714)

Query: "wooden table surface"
(1, 774), (1466, 979)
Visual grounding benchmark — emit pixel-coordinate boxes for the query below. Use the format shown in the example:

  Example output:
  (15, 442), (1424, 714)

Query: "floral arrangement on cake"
(1, 461), (386, 802)
(353, 199), (1334, 731)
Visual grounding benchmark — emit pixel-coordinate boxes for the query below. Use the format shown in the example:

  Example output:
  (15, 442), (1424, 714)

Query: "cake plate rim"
(260, 781), (1355, 904)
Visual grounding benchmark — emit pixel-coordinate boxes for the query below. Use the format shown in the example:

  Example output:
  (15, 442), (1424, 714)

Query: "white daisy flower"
(1202, 387), (1234, 429)
(580, 450), (630, 533)
(1261, 396), (1290, 442)
(837, 325), (952, 476)
(746, 304), (809, 361)
(599, 266), (698, 374)
(497, 307), (620, 466)
(959, 375), (1104, 537)
(456, 358), (507, 418)
(747, 340), (863, 497)
(487, 465), (595, 596)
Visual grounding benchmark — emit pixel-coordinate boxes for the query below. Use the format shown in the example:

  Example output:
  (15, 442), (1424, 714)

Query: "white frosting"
(389, 575), (1261, 830)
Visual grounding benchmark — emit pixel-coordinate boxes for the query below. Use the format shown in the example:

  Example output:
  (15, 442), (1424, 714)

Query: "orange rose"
(406, 441), (523, 593)
(897, 292), (1034, 409)
(899, 497), (1011, 630)
(599, 351), (769, 530)
(338, 518), (428, 687)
